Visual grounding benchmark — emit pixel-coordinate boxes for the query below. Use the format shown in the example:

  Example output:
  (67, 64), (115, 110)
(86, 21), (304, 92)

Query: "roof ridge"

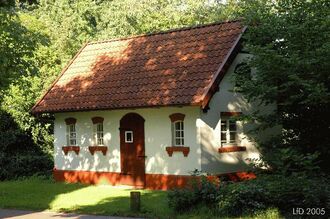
(87, 19), (241, 45)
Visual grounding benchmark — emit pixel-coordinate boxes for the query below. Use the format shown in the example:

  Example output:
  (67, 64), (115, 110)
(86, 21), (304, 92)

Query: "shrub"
(168, 188), (198, 212)
(216, 174), (330, 217)
(0, 154), (53, 180)
(168, 174), (219, 212)
(168, 174), (330, 218)
(217, 182), (269, 216)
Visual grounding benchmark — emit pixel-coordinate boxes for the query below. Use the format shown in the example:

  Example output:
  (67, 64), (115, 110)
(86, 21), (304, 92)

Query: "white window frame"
(220, 118), (237, 146)
(66, 124), (77, 146)
(125, 131), (133, 143)
(172, 120), (184, 146)
(94, 123), (104, 145)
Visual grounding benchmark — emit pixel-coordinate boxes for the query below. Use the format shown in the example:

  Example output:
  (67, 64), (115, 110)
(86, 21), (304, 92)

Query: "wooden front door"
(120, 113), (146, 187)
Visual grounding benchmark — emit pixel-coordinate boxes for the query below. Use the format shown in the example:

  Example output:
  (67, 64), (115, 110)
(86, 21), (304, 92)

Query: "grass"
(0, 177), (282, 218)
(0, 176), (170, 218)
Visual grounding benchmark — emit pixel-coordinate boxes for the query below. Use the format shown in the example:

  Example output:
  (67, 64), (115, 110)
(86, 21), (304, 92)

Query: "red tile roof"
(32, 20), (245, 113)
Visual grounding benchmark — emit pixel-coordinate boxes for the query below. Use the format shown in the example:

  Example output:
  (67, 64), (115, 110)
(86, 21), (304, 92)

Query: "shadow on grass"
(0, 178), (85, 211)
(57, 189), (172, 218)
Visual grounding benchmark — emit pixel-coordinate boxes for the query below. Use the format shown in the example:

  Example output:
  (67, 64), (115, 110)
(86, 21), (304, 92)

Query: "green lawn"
(0, 177), (170, 218)
(0, 177), (282, 219)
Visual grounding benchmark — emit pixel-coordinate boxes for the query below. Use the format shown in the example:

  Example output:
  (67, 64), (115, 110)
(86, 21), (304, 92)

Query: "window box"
(88, 146), (108, 155)
(218, 146), (246, 153)
(62, 146), (80, 155)
(166, 146), (190, 157)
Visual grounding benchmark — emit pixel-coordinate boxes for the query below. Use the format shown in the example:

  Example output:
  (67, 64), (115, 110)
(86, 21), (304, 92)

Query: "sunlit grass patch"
(0, 177), (169, 217)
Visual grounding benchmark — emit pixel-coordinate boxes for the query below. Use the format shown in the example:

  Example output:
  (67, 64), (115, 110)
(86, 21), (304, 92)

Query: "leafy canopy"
(235, 0), (330, 174)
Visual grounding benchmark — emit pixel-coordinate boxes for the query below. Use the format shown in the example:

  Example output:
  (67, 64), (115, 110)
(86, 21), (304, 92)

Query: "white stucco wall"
(54, 106), (201, 175)
(199, 53), (261, 174)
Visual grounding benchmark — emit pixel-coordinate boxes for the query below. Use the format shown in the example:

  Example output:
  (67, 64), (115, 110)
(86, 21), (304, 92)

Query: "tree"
(235, 0), (330, 174)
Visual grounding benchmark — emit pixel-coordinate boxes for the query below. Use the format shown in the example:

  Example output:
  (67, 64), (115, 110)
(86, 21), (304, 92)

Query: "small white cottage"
(32, 20), (260, 190)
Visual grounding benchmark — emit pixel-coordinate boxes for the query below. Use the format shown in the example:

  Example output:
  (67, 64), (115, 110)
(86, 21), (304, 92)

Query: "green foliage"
(169, 174), (330, 217)
(234, 0), (330, 173)
(168, 188), (198, 212)
(168, 174), (219, 212)
(0, 109), (52, 180)
(0, 154), (53, 180)
(217, 175), (330, 217)
(1, 76), (54, 155)
(0, 9), (39, 92)
(248, 136), (321, 177)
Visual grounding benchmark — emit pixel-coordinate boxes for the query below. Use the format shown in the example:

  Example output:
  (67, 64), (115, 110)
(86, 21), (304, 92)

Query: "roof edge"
(32, 102), (201, 114)
(87, 19), (242, 46)
(31, 43), (89, 114)
(200, 26), (247, 109)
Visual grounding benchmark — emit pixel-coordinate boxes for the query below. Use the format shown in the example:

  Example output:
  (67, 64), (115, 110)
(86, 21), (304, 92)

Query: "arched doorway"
(119, 113), (146, 187)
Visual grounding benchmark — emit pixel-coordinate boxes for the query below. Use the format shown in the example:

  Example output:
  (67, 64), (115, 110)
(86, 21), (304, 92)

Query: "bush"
(216, 174), (330, 217)
(168, 174), (330, 217)
(0, 110), (53, 181)
(0, 154), (53, 180)
(168, 187), (198, 212)
(168, 174), (219, 212)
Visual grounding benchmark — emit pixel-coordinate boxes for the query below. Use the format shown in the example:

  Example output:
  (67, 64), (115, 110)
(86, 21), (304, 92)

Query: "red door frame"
(119, 113), (146, 187)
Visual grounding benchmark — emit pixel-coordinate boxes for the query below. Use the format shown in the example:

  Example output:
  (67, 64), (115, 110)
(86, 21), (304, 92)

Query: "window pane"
(98, 138), (103, 145)
(230, 132), (236, 142)
(221, 133), (227, 141)
(175, 122), (180, 130)
(125, 131), (133, 143)
(221, 120), (227, 130)
(97, 123), (103, 131)
(181, 122), (184, 130)
(175, 138), (183, 146)
(70, 133), (76, 138)
(175, 131), (181, 138)
(229, 121), (236, 131)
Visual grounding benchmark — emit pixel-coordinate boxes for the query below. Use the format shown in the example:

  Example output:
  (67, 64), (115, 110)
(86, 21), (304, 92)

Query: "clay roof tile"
(32, 20), (245, 113)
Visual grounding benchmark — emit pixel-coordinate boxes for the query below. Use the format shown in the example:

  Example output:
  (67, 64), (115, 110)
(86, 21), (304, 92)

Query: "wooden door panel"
(120, 113), (145, 187)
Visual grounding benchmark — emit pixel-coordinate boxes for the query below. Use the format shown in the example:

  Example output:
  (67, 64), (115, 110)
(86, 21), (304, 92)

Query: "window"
(65, 118), (77, 146)
(166, 113), (189, 157)
(95, 123), (104, 145)
(169, 113), (185, 146)
(220, 119), (237, 146)
(67, 124), (77, 146)
(125, 131), (133, 143)
(91, 117), (104, 145)
(173, 121), (184, 146)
